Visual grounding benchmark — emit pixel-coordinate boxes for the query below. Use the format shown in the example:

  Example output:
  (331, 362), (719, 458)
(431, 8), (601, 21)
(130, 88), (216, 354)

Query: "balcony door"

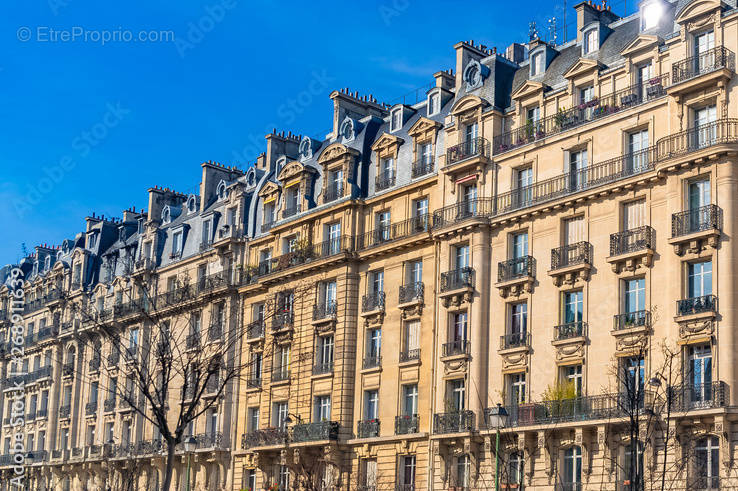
(695, 30), (715, 73)
(563, 446), (582, 490)
(465, 122), (478, 145)
(688, 261), (712, 299)
(516, 166), (533, 207)
(636, 63), (653, 99)
(455, 245), (470, 270)
(694, 105), (717, 148)
(327, 222), (341, 254)
(448, 380), (466, 411)
(460, 184), (477, 216)
(689, 344), (713, 406)
(628, 129), (650, 173)
(569, 150), (588, 191)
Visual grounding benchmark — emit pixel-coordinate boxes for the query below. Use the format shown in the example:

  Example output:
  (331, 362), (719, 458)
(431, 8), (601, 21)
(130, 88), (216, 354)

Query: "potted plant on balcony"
(523, 119), (534, 142)
(541, 380), (578, 421)
(554, 107), (568, 129)
(292, 237), (313, 264)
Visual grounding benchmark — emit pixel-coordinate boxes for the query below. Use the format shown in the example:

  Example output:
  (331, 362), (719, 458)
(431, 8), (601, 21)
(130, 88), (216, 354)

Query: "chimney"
(200, 161), (244, 212)
(505, 43), (527, 64)
(433, 70), (455, 90)
(452, 41), (488, 90)
(122, 208), (142, 224)
(147, 186), (185, 223)
(574, 1), (600, 42)
(329, 89), (388, 140)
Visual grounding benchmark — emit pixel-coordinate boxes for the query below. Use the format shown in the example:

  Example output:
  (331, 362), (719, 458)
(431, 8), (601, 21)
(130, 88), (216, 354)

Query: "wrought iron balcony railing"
(291, 421), (339, 443)
(395, 414), (419, 434)
(431, 198), (495, 229)
(323, 183), (344, 202)
(246, 320), (264, 339)
(357, 215), (429, 250)
(676, 294), (717, 316)
(246, 377), (262, 389)
(671, 204), (722, 238)
(186, 332), (200, 349)
(554, 321), (587, 340)
(312, 362), (333, 375)
(399, 282), (424, 304)
(399, 349), (420, 362)
(272, 368), (290, 383)
(442, 340), (469, 357)
(672, 46), (735, 84)
(433, 410), (474, 433)
(440, 267), (474, 292)
(411, 157), (434, 178)
(658, 119), (738, 160)
(272, 311), (294, 331)
(362, 355), (382, 370)
(498, 256), (535, 282)
(669, 381), (727, 411)
(610, 226), (654, 256)
(313, 301), (337, 321)
(208, 323), (223, 341)
(195, 431), (223, 449)
(85, 401), (97, 415)
(241, 428), (289, 449)
(103, 398), (116, 412)
(446, 137), (490, 165)
(62, 363), (74, 377)
(357, 419), (380, 438)
(59, 405), (71, 418)
(362, 292), (386, 312)
(252, 235), (355, 278)
(88, 358), (100, 372)
(500, 332), (530, 350)
(613, 310), (651, 331)
(375, 172), (396, 191)
(551, 241), (591, 270)
(493, 74), (669, 155)
(282, 205), (301, 219)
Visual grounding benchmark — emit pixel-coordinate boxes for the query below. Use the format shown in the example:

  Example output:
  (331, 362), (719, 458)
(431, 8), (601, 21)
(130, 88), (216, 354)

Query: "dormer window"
(88, 233), (97, 249)
(641, 1), (662, 31)
(298, 137), (313, 160)
(340, 118), (355, 141)
(530, 51), (544, 76)
(187, 195), (197, 214)
(390, 109), (402, 132)
(583, 29), (599, 54)
(202, 219), (212, 246)
(216, 181), (227, 201)
(428, 92), (440, 116)
(162, 207), (171, 224)
(137, 218), (145, 234)
(172, 231), (183, 256)
(44, 256), (51, 271)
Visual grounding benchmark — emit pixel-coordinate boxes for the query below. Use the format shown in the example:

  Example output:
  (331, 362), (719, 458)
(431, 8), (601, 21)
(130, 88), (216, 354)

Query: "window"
(563, 446), (583, 486)
(369, 270), (384, 296)
(418, 142), (433, 165)
(623, 357), (645, 402)
(689, 344), (713, 405)
(508, 452), (524, 486)
(569, 149), (588, 190)
(319, 280), (337, 312)
(465, 122), (478, 145)
(526, 105), (540, 125)
(448, 379), (465, 411)
(508, 372), (526, 405)
(509, 302), (527, 337)
(248, 407), (260, 432)
(583, 28), (599, 54)
(695, 105), (717, 147)
(688, 176), (711, 211)
(455, 244), (470, 270)
(129, 327), (139, 355)
(452, 311), (468, 343)
(407, 260), (423, 285)
(688, 261), (712, 298)
(530, 51), (544, 76)
(563, 290), (583, 324)
(456, 454), (471, 489)
(243, 470), (256, 491)
(695, 30), (716, 72)
(90, 381), (99, 404)
(516, 166), (533, 205)
(641, 1), (661, 30)
(563, 365), (583, 397)
(428, 92), (440, 116)
(317, 335), (334, 368)
(263, 202), (275, 225)
(628, 129), (650, 172)
(286, 186), (300, 213)
(273, 402), (288, 429)
(391, 109), (402, 131)
(314, 395), (331, 422)
(366, 328), (381, 360)
(251, 352), (262, 381)
(277, 464), (290, 490)
(380, 157), (395, 179)
(695, 436), (720, 488)
(623, 441), (644, 487)
(459, 183), (477, 215)
(275, 345), (290, 374)
(172, 231), (183, 255)
(403, 320), (420, 355)
(400, 455), (416, 488)
(364, 390), (379, 419)
(624, 278), (646, 313)
(402, 384), (418, 416)
(327, 222), (341, 253)
(623, 199), (646, 231)
(363, 459), (377, 490)
(202, 219), (212, 245)
(413, 197), (429, 220)
(376, 211), (391, 241)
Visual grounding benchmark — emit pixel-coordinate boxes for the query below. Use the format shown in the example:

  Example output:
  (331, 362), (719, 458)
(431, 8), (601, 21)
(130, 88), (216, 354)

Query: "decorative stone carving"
(363, 311), (384, 328)
(440, 290), (473, 308)
(401, 303), (423, 319)
(497, 279), (534, 299)
(615, 334), (648, 354)
(678, 319), (714, 341)
(502, 352), (528, 371)
(443, 359), (468, 374)
(555, 343), (585, 363)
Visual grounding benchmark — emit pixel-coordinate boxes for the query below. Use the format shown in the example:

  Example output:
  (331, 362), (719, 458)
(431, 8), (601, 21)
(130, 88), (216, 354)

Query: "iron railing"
(241, 428), (289, 449)
(291, 421), (339, 442)
(312, 362), (333, 375)
(658, 119), (738, 160)
(442, 340), (469, 357)
(399, 349), (420, 362)
(440, 267), (474, 292)
(282, 205), (301, 219)
(272, 311), (294, 331)
(357, 215), (429, 250)
(395, 414), (419, 434)
(323, 183), (344, 202)
(433, 410), (475, 433)
(362, 292), (386, 312)
(669, 382), (727, 411)
(246, 320), (264, 339)
(376, 172), (396, 191)
(411, 157), (434, 178)
(186, 333), (200, 350)
(253, 235), (354, 277)
(493, 74), (669, 155)
(399, 282), (424, 304)
(195, 432), (223, 449)
(500, 332), (530, 350)
(613, 310), (651, 330)
(208, 323), (223, 341)
(313, 301), (337, 321)
(88, 358), (100, 372)
(671, 204), (722, 237)
(85, 401), (97, 415)
(363, 355), (382, 369)
(498, 256), (535, 282)
(446, 137), (490, 165)
(357, 419), (380, 438)
(59, 405), (71, 418)
(672, 46), (735, 84)
(551, 242), (591, 269)
(554, 321), (587, 340)
(272, 368), (290, 383)
(676, 294), (717, 316)
(103, 398), (116, 412)
(610, 226), (654, 256)
(432, 198), (495, 229)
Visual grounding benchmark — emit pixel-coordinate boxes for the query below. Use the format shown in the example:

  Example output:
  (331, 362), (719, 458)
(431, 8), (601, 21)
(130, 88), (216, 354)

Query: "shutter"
(565, 217), (585, 245)
(406, 321), (420, 351)
(623, 200), (646, 230)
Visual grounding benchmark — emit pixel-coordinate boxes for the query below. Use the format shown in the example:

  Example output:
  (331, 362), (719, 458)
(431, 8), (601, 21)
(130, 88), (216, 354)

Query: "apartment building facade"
(3, 0), (738, 489)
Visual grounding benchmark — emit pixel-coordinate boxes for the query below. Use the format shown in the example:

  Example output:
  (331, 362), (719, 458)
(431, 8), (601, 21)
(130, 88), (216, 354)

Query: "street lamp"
(487, 403), (509, 491)
(283, 413), (303, 425)
(183, 436), (197, 491)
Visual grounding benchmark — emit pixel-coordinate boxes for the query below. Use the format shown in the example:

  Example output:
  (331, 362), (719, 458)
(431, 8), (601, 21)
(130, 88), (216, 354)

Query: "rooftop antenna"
(529, 21), (538, 41)
(548, 16), (558, 46)
(21, 242), (28, 257)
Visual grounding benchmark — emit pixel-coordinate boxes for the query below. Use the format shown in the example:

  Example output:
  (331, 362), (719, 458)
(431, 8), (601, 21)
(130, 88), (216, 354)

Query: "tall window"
(400, 455), (416, 488)
(314, 395), (331, 422)
(563, 290), (583, 324)
(380, 157), (395, 179)
(688, 261), (712, 298)
(689, 344), (713, 405)
(516, 166), (533, 205)
(376, 211), (391, 241)
(624, 278), (646, 314)
(569, 149), (588, 190)
(508, 372), (526, 405)
(456, 455), (471, 489)
(275, 345), (290, 375)
(452, 312), (468, 343)
(364, 390), (379, 419)
(695, 30), (715, 71)
(413, 197), (429, 219)
(448, 379), (465, 411)
(623, 357), (645, 406)
(403, 320), (420, 356)
(695, 105), (717, 147)
(327, 222), (341, 254)
(455, 244), (470, 270)
(419, 142), (433, 165)
(317, 335), (334, 368)
(366, 328), (381, 360)
(512, 232), (528, 259)
(623, 441), (644, 487)
(531, 51), (543, 76)
(628, 129), (650, 172)
(461, 184), (477, 214)
(402, 384), (418, 416)
(172, 231), (183, 255)
(509, 302), (527, 338)
(369, 270), (384, 296)
(508, 452), (524, 486)
(248, 407), (260, 432)
(695, 436), (720, 489)
(273, 401), (288, 429)
(584, 29), (599, 54)
(563, 446), (583, 487)
(563, 365), (583, 397)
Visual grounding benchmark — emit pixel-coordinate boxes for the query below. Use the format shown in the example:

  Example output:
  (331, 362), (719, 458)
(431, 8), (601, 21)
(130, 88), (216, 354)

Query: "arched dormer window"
(641, 0), (663, 31)
(161, 206), (171, 224)
(339, 118), (355, 141)
(427, 89), (441, 116)
(216, 180), (227, 201)
(186, 195), (197, 214)
(44, 256), (51, 271)
(463, 59), (488, 90)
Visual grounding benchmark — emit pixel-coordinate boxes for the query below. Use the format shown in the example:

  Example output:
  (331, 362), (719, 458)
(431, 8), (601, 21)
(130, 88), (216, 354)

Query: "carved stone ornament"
(555, 343), (585, 363)
(615, 334), (648, 353)
(363, 312), (384, 328)
(679, 319), (714, 339)
(498, 280), (534, 299)
(444, 359), (468, 374)
(401, 303), (423, 319)
(502, 352), (528, 371)
(440, 291), (473, 308)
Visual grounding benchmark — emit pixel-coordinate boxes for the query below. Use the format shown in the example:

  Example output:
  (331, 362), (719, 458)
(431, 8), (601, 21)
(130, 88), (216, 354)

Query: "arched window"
(217, 181), (227, 201)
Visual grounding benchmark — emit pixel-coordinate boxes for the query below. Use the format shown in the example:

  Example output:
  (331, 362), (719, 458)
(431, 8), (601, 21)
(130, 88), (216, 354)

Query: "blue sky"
(0, 0), (635, 265)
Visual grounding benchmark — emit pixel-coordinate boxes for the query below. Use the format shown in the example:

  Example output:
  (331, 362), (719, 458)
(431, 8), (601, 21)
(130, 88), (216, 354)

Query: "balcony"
(439, 267), (474, 306)
(272, 311), (294, 332)
(441, 340), (469, 358)
(261, 220), (274, 233)
(186, 333), (200, 350)
(431, 198), (494, 230)
(676, 294), (717, 318)
(195, 431), (223, 449)
(399, 349), (420, 363)
(494, 75), (669, 155)
(554, 321), (587, 341)
(445, 137), (490, 167)
(253, 235), (355, 279)
(500, 332), (530, 351)
(246, 320), (264, 340)
(62, 362), (74, 377)
(411, 157), (434, 178)
(362, 292), (385, 313)
(291, 421), (339, 443)
(613, 310), (651, 332)
(103, 398), (116, 412)
(36, 409), (48, 419)
(241, 428), (288, 449)
(207, 323), (223, 342)
(272, 368), (290, 383)
(107, 351), (120, 365)
(607, 226), (655, 274)
(671, 46), (735, 87)
(195, 269), (232, 295)
(312, 362), (333, 376)
(549, 242), (592, 286)
(398, 282), (424, 305)
(433, 410), (474, 433)
(362, 355), (382, 370)
(395, 414), (419, 435)
(59, 405), (71, 418)
(669, 382), (727, 411)
(357, 215), (429, 251)
(88, 357), (101, 373)
(357, 419), (380, 438)
(668, 204), (722, 255)
(85, 401), (97, 415)
(282, 205), (301, 219)
(497, 256), (535, 297)
(313, 301), (337, 322)
(323, 183), (344, 203)
(375, 172), (396, 191)
(134, 439), (163, 456)
(246, 377), (262, 389)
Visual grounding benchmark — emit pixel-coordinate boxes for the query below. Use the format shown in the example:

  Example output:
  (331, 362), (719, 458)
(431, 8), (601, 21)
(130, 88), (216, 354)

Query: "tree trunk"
(162, 440), (176, 491)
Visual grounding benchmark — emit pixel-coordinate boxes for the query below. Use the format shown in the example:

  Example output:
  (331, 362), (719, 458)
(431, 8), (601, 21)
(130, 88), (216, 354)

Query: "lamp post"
(487, 403), (508, 491)
(183, 436), (197, 491)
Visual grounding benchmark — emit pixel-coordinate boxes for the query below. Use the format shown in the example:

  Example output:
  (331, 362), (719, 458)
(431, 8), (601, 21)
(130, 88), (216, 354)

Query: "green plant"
(554, 107), (568, 128)
(541, 380), (578, 402)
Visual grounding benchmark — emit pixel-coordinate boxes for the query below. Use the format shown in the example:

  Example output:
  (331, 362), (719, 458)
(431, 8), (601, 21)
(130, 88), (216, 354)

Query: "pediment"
(371, 132), (405, 153)
(258, 181), (280, 198)
(277, 161), (314, 182)
(511, 80), (546, 100)
(620, 34), (661, 57)
(676, 0), (723, 23)
(52, 260), (67, 272)
(563, 58), (602, 79)
(317, 142), (358, 165)
(450, 95), (488, 116)
(407, 117), (442, 138)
